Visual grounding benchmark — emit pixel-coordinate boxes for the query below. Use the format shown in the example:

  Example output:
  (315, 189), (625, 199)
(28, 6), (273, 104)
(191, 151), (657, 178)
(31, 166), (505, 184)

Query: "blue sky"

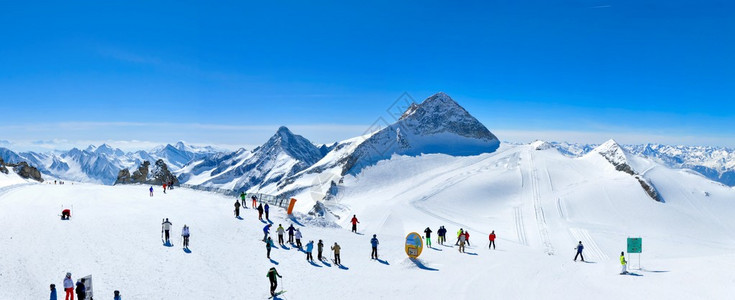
(1, 1), (734, 151)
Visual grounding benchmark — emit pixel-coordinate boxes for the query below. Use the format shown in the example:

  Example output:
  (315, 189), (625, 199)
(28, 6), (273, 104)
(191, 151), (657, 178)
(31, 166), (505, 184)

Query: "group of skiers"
(420, 226), (498, 253)
(50, 273), (122, 300)
(234, 193), (270, 221)
(161, 218), (191, 249)
(264, 223), (344, 266)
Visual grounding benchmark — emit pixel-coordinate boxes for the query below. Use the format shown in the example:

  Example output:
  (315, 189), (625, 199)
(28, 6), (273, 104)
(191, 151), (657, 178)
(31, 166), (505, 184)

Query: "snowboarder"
(182, 225), (190, 248)
(295, 228), (303, 249)
(50, 284), (57, 300)
(489, 230), (496, 249)
(350, 215), (359, 233)
(287, 224), (296, 244)
(264, 203), (270, 220)
(574, 241), (585, 262)
(75, 278), (86, 300)
(234, 200), (241, 217)
(266, 267), (282, 297)
(114, 290), (121, 300)
(458, 232), (466, 253)
(149, 186), (154, 197)
(620, 251), (628, 274)
(317, 239), (324, 261)
(464, 230), (471, 246)
(263, 224), (272, 242)
(331, 242), (341, 265)
(424, 227), (433, 248)
(162, 218), (173, 244)
(63, 273), (74, 300)
(455, 228), (464, 246)
(276, 224), (285, 245)
(240, 192), (247, 208)
(370, 234), (379, 259)
(257, 203), (264, 221)
(266, 236), (274, 259)
(305, 240), (314, 261)
(437, 226), (447, 245)
(162, 183), (167, 194)
(252, 195), (257, 208)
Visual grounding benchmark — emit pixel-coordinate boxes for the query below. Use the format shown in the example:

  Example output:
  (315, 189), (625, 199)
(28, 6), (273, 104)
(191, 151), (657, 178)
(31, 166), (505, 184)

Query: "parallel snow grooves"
(556, 198), (568, 220)
(569, 228), (608, 261)
(529, 152), (555, 255)
(514, 206), (528, 246)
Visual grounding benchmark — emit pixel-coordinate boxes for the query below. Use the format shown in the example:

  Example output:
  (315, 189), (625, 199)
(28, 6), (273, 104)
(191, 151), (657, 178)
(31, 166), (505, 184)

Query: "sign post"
(627, 237), (642, 269)
(405, 232), (424, 259)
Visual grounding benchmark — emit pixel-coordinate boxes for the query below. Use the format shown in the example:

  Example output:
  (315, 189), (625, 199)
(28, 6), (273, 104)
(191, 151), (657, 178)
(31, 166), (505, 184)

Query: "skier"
(317, 239), (324, 261)
(162, 218), (172, 244)
(61, 209), (71, 220)
(257, 203), (264, 221)
(63, 273), (74, 300)
(75, 278), (86, 300)
(240, 192), (247, 208)
(162, 183), (167, 194)
(182, 225), (190, 249)
(295, 228), (303, 249)
(574, 241), (585, 262)
(149, 186), (154, 197)
(305, 240), (314, 261)
(370, 234), (379, 259)
(266, 236), (274, 259)
(424, 227), (433, 248)
(252, 195), (257, 208)
(489, 230), (496, 249)
(437, 226), (447, 245)
(455, 228), (464, 246)
(331, 242), (341, 265)
(620, 252), (628, 274)
(263, 224), (272, 242)
(465, 230), (471, 247)
(234, 200), (241, 217)
(50, 284), (57, 300)
(350, 215), (359, 233)
(287, 224), (296, 244)
(114, 290), (121, 300)
(458, 232), (466, 253)
(276, 224), (285, 246)
(264, 203), (270, 221)
(266, 267), (282, 297)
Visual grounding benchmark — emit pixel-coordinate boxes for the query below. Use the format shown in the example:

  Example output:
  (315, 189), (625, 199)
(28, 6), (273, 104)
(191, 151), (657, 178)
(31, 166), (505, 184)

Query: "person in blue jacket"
(370, 234), (379, 259)
(263, 224), (272, 242)
(574, 241), (585, 262)
(305, 240), (314, 261)
(49, 284), (57, 300)
(149, 186), (154, 197)
(264, 203), (270, 220)
(114, 290), (122, 300)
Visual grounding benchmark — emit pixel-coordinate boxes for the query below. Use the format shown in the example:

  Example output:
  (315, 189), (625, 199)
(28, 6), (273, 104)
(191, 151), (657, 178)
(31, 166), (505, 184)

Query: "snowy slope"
(2, 143), (735, 299)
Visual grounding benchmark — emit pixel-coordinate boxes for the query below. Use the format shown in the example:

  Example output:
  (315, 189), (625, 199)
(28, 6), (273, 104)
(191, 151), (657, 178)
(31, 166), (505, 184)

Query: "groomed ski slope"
(2, 143), (735, 299)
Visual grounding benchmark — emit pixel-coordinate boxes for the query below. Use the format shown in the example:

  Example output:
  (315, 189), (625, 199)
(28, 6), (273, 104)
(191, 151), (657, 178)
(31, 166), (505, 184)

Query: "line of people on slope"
(50, 272), (122, 300)
(264, 223), (344, 265)
(420, 226), (498, 253)
(161, 218), (191, 249)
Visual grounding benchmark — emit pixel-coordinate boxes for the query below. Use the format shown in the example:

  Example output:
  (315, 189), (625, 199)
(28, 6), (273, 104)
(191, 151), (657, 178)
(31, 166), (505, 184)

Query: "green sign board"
(627, 237), (642, 253)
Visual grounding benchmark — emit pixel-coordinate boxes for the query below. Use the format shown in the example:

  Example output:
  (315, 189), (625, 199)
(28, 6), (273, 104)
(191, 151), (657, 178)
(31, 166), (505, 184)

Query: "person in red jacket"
(350, 215), (360, 233)
(489, 230), (496, 249)
(464, 231), (470, 246)
(162, 183), (167, 194)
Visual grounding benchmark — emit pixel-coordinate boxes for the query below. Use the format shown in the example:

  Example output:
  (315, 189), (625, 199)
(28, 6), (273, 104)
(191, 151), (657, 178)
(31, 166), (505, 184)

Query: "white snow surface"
(2, 144), (735, 299)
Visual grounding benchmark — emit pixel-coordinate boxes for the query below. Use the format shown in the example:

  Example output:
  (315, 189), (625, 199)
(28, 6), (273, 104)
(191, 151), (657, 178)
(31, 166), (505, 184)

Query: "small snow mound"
(530, 140), (553, 150)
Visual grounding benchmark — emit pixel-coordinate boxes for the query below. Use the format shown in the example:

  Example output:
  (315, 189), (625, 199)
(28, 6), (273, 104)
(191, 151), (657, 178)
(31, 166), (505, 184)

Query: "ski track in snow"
(569, 228), (608, 261)
(514, 206), (528, 246)
(528, 151), (555, 255)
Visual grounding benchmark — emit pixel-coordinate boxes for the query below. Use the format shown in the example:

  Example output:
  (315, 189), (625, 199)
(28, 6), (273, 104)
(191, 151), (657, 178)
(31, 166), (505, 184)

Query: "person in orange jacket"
(489, 230), (496, 249)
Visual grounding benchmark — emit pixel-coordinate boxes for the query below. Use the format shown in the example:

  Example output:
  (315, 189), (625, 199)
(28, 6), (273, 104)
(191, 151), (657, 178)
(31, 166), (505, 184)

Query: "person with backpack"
(370, 234), (379, 259)
(75, 278), (86, 300)
(63, 273), (74, 300)
(437, 226), (446, 245)
(317, 240), (324, 261)
(287, 224), (296, 244)
(458, 232), (466, 253)
(149, 186), (154, 197)
(424, 227), (433, 248)
(181, 225), (190, 249)
(489, 230), (496, 249)
(264, 203), (270, 221)
(266, 236), (274, 259)
(464, 230), (471, 246)
(240, 192), (247, 208)
(455, 228), (464, 246)
(50, 284), (57, 300)
(276, 224), (285, 246)
(114, 290), (121, 300)
(162, 218), (173, 244)
(295, 228), (303, 249)
(574, 241), (585, 262)
(350, 215), (359, 233)
(257, 203), (264, 221)
(266, 267), (282, 297)
(234, 200), (241, 218)
(331, 242), (341, 265)
(263, 224), (272, 242)
(620, 251), (628, 274)
(305, 240), (314, 262)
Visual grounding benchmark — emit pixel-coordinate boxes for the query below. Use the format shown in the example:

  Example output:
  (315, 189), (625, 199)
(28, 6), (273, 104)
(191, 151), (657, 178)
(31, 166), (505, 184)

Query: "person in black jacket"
(437, 226), (447, 245)
(424, 227), (433, 247)
(75, 278), (86, 300)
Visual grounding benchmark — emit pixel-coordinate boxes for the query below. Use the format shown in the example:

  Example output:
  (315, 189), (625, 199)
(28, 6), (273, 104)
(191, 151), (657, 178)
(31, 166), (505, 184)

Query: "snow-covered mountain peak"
(261, 126), (323, 166)
(531, 140), (554, 150)
(588, 139), (628, 167)
(397, 92), (497, 141)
